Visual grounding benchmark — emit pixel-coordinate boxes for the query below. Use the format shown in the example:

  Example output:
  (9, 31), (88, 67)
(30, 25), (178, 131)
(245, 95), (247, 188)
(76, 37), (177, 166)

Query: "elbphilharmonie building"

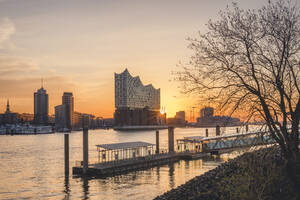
(114, 69), (165, 127)
(115, 69), (160, 110)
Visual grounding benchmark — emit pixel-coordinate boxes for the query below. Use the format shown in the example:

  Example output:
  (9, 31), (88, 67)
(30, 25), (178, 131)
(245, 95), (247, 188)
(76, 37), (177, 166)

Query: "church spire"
(6, 99), (10, 113)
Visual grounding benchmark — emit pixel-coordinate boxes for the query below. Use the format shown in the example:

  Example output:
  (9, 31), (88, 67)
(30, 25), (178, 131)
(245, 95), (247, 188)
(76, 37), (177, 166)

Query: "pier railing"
(75, 148), (170, 168)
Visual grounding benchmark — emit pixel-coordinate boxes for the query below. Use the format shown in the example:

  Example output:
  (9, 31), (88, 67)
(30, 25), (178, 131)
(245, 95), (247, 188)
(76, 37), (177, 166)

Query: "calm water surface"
(0, 127), (247, 200)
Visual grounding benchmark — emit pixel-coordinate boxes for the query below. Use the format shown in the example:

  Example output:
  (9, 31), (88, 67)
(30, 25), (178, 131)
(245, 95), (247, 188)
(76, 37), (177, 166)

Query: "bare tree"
(176, 0), (300, 187)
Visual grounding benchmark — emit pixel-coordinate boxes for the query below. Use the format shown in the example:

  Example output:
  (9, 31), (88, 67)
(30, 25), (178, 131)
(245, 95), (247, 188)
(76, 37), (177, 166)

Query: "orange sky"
(0, 0), (265, 119)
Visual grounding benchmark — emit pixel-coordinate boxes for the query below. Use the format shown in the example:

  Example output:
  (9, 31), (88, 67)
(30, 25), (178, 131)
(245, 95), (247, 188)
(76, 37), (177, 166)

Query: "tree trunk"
(286, 149), (300, 198)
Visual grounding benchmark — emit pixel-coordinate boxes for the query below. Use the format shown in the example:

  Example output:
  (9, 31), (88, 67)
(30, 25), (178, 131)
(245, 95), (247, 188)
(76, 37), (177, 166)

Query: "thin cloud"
(0, 18), (15, 48)
(0, 56), (40, 77)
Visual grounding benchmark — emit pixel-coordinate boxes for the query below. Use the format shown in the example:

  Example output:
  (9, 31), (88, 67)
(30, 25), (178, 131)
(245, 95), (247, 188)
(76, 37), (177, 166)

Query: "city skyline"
(0, 0), (267, 118)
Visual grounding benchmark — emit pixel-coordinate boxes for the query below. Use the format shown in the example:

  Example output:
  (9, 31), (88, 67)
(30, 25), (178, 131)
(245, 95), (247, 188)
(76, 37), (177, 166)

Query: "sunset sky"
(0, 0), (267, 119)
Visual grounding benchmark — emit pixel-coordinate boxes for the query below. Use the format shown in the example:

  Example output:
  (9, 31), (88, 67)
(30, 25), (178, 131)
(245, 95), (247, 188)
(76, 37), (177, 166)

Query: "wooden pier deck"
(73, 151), (210, 177)
(72, 128), (293, 177)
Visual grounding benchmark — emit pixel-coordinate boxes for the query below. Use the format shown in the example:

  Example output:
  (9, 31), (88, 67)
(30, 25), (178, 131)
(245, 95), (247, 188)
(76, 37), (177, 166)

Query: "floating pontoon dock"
(72, 127), (280, 177)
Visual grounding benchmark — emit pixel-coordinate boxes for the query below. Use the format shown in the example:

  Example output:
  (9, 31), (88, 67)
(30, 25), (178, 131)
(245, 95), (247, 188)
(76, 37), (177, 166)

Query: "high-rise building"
(55, 104), (67, 131)
(34, 86), (49, 124)
(54, 92), (74, 131)
(115, 69), (160, 110)
(62, 92), (74, 130)
(114, 69), (165, 127)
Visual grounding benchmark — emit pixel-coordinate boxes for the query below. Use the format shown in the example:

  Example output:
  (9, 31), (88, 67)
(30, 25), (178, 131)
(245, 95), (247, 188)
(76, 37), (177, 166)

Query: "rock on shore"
(154, 148), (296, 200)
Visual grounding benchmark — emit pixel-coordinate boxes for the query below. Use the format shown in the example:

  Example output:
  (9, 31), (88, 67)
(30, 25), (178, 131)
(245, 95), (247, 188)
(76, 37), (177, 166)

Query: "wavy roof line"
(116, 68), (160, 91)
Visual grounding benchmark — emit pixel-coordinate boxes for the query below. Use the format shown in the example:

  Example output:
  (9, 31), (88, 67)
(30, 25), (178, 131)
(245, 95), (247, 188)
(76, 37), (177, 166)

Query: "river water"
(0, 127), (248, 200)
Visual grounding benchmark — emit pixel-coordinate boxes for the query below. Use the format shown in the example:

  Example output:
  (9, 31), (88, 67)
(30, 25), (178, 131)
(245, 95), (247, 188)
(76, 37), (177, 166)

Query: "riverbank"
(154, 147), (299, 200)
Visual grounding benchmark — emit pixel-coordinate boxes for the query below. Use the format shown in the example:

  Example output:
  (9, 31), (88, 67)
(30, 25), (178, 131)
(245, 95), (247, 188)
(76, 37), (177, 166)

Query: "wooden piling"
(216, 125), (220, 136)
(156, 130), (159, 154)
(83, 125), (89, 174)
(168, 127), (174, 153)
(64, 133), (69, 176)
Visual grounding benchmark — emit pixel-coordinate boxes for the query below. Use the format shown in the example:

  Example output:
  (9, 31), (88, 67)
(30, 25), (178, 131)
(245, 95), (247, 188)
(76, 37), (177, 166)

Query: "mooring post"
(168, 126), (174, 153)
(216, 125), (220, 136)
(205, 129), (209, 137)
(83, 122), (89, 175)
(155, 130), (159, 154)
(64, 133), (69, 176)
(246, 124), (249, 132)
(236, 128), (239, 133)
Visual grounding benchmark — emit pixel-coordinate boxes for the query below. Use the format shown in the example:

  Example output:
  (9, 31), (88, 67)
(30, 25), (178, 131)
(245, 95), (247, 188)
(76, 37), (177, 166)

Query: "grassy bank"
(154, 147), (299, 200)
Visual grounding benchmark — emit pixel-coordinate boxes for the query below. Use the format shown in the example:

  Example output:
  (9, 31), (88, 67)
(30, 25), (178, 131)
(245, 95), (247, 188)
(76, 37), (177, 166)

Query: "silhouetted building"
(62, 92), (74, 130)
(102, 118), (114, 128)
(18, 113), (34, 123)
(55, 104), (67, 131)
(1, 100), (18, 124)
(114, 69), (165, 127)
(48, 115), (55, 124)
(175, 111), (185, 121)
(54, 92), (74, 131)
(200, 107), (214, 118)
(167, 111), (186, 127)
(197, 107), (241, 127)
(114, 107), (166, 126)
(73, 111), (83, 130)
(34, 87), (49, 124)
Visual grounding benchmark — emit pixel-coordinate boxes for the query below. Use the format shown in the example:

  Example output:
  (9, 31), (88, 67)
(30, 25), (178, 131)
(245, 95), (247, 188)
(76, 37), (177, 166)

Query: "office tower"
(34, 85), (49, 124)
(62, 92), (74, 130)
(55, 104), (67, 131)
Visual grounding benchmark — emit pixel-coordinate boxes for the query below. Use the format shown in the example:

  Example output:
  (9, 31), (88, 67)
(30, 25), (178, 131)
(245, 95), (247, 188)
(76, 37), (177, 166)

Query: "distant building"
(114, 107), (166, 126)
(55, 104), (67, 131)
(18, 113), (34, 123)
(102, 118), (114, 128)
(54, 92), (74, 131)
(48, 115), (55, 124)
(73, 111), (83, 130)
(1, 100), (18, 125)
(175, 111), (185, 121)
(114, 69), (165, 127)
(196, 107), (241, 127)
(200, 107), (214, 118)
(34, 87), (49, 124)
(62, 92), (74, 130)
(167, 111), (186, 127)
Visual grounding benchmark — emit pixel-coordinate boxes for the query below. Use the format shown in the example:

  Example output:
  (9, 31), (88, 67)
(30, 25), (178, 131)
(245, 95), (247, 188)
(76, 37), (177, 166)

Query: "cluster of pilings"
(64, 117), (90, 176)
(204, 124), (249, 137)
(155, 126), (175, 154)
